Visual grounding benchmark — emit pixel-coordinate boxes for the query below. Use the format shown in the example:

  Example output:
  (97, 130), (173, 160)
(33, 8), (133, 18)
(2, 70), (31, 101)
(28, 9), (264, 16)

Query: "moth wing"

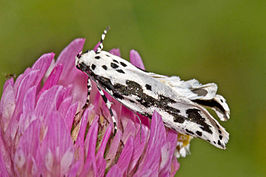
(111, 68), (229, 149)
(147, 73), (230, 121)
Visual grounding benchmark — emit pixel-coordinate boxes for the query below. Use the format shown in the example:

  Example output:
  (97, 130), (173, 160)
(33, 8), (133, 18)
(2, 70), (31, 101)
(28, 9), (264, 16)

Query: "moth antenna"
(96, 26), (110, 53)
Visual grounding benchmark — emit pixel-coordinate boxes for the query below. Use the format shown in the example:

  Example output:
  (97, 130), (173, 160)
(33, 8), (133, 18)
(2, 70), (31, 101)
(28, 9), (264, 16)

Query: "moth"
(75, 27), (230, 149)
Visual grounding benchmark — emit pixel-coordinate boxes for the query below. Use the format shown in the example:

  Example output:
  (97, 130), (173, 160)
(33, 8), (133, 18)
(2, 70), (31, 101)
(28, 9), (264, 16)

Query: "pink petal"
(14, 68), (31, 94)
(35, 86), (64, 122)
(15, 69), (39, 111)
(93, 42), (101, 52)
(106, 130), (122, 168)
(44, 111), (74, 156)
(128, 126), (149, 174)
(130, 50), (145, 70)
(0, 79), (15, 131)
(0, 150), (9, 177)
(96, 156), (106, 177)
(32, 53), (54, 88)
(96, 125), (112, 158)
(80, 116), (99, 176)
(7, 70), (39, 139)
(134, 111), (166, 177)
(56, 38), (85, 84)
(109, 48), (120, 56)
(14, 120), (41, 176)
(75, 108), (91, 146)
(73, 108), (90, 173)
(18, 86), (37, 134)
(106, 165), (122, 177)
(121, 119), (136, 143)
(3, 77), (14, 92)
(22, 86), (37, 114)
(58, 97), (73, 117)
(38, 64), (63, 97)
(64, 102), (78, 131)
(116, 136), (134, 176)
(159, 130), (178, 176)
(170, 157), (180, 177)
(0, 134), (11, 175)
(38, 111), (74, 176)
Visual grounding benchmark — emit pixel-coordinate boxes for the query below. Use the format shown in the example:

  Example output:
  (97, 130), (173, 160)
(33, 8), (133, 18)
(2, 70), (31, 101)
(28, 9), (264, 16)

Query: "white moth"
(75, 27), (230, 149)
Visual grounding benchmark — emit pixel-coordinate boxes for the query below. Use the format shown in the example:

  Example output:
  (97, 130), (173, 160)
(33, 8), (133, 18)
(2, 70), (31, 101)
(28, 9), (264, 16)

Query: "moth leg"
(74, 78), (92, 126)
(96, 26), (110, 53)
(83, 78), (92, 109)
(96, 86), (117, 135)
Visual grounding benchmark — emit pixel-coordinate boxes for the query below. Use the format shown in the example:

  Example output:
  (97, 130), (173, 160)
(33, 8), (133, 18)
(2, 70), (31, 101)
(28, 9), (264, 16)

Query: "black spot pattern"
(111, 63), (119, 69)
(120, 62), (127, 67)
(193, 99), (226, 116)
(91, 64), (96, 70)
(116, 69), (125, 74)
(112, 80), (185, 122)
(196, 131), (202, 136)
(95, 56), (101, 59)
(186, 109), (213, 134)
(102, 65), (107, 70)
(113, 59), (119, 63)
(89, 75), (188, 124)
(145, 84), (152, 91)
(191, 88), (208, 96)
(219, 135), (223, 140)
(217, 140), (224, 148)
(186, 129), (194, 135)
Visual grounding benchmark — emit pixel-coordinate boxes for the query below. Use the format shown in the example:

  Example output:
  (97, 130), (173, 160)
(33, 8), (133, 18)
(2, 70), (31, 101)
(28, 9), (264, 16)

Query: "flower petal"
(93, 42), (101, 52)
(106, 165), (122, 177)
(56, 38), (85, 83)
(134, 111), (166, 177)
(159, 130), (178, 176)
(116, 136), (134, 176)
(35, 85), (66, 122)
(106, 130), (122, 168)
(0, 134), (11, 175)
(0, 78), (15, 131)
(96, 125), (112, 158)
(64, 102), (78, 132)
(0, 149), (9, 177)
(128, 126), (149, 174)
(38, 64), (63, 97)
(170, 157), (180, 177)
(14, 119), (41, 176)
(109, 48), (120, 57)
(130, 50), (145, 70)
(32, 53), (55, 87)
(80, 116), (99, 176)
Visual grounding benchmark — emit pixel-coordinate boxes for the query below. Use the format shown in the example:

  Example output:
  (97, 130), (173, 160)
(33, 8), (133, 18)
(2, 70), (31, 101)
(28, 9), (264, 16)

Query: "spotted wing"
(147, 73), (230, 121)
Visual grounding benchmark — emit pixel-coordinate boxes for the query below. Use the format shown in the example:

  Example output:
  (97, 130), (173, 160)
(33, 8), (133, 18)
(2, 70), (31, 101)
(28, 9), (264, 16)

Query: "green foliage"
(0, 0), (265, 176)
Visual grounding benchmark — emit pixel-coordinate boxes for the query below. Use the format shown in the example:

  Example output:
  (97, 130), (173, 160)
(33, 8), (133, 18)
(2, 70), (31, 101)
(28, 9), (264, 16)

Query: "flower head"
(0, 39), (183, 176)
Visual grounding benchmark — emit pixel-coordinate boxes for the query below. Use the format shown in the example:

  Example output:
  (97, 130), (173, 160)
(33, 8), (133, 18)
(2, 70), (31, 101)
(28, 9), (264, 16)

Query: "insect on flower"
(76, 27), (230, 149)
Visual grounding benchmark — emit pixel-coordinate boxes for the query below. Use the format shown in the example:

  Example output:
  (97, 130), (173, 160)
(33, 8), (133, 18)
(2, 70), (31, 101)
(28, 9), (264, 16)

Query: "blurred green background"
(0, 0), (265, 176)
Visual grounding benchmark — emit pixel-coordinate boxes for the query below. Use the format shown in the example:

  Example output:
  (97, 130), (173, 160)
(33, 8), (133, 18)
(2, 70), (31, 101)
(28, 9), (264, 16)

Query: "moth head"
(75, 50), (96, 73)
